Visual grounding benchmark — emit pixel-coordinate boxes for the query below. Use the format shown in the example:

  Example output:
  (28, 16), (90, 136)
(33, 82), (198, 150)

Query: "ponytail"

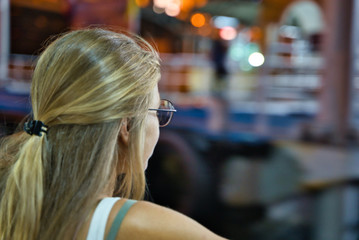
(0, 134), (45, 240)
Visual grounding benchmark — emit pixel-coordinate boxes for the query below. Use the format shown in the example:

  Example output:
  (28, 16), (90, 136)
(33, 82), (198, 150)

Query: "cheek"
(149, 117), (160, 145)
(145, 116), (160, 158)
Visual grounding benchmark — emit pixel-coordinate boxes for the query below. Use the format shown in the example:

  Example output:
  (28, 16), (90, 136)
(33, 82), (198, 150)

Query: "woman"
(0, 29), (226, 239)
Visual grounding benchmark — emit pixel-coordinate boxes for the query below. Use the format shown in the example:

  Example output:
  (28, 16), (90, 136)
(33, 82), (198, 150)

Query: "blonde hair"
(0, 28), (160, 240)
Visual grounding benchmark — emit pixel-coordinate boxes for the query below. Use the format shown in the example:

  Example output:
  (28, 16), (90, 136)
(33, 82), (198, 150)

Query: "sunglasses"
(149, 99), (177, 127)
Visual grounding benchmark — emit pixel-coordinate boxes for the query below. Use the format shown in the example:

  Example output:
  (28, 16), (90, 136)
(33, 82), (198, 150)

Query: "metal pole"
(0, 0), (9, 81)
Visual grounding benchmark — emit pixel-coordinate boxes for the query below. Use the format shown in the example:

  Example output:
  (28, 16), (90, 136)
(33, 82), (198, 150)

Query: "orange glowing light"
(135, 0), (150, 8)
(191, 13), (206, 28)
(181, 0), (195, 11)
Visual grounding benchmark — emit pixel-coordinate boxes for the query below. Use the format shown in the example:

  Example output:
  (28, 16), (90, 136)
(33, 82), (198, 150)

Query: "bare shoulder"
(109, 199), (227, 240)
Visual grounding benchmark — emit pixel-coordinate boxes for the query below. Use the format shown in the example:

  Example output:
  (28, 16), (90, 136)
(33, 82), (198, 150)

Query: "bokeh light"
(191, 13), (206, 28)
(229, 44), (244, 61)
(212, 16), (239, 29)
(219, 26), (237, 40)
(165, 2), (181, 17)
(181, 0), (195, 12)
(248, 52), (265, 67)
(154, 0), (168, 9)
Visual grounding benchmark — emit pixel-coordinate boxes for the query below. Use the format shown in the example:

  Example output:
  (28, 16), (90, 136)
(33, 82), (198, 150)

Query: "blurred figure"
(211, 36), (229, 93)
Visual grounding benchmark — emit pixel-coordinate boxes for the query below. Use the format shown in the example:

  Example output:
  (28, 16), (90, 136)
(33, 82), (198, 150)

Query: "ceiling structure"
(197, 0), (260, 26)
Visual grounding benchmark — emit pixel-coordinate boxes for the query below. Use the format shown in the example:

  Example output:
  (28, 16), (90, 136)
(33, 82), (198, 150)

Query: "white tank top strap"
(86, 197), (121, 240)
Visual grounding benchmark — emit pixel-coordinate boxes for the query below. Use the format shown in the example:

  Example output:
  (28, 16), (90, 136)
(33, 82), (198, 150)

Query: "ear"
(119, 118), (130, 146)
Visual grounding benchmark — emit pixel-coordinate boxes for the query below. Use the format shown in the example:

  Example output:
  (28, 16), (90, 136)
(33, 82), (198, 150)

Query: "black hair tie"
(24, 120), (48, 137)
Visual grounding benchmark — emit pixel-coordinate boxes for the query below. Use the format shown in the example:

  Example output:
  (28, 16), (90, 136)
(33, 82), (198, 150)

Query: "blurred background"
(1, 0), (359, 239)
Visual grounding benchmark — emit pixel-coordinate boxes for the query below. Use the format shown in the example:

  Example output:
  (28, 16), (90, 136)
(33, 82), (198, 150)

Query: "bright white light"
(165, 2), (180, 16)
(248, 52), (265, 67)
(154, 0), (168, 8)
